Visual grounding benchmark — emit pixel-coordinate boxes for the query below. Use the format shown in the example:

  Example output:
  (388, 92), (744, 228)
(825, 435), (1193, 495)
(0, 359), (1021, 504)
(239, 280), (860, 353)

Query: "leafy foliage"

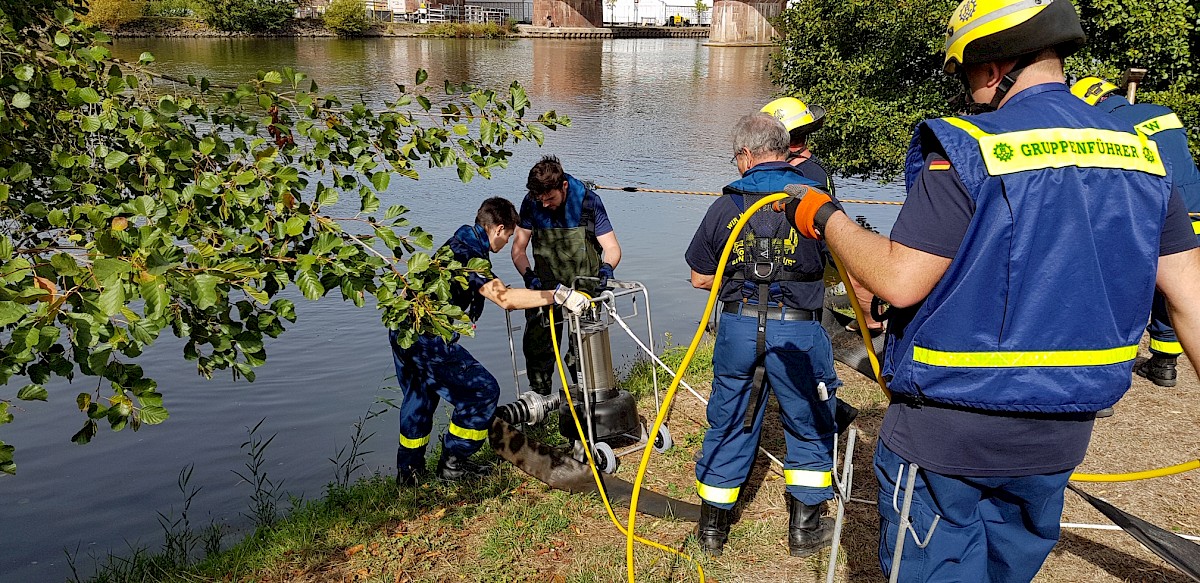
(0, 0), (568, 472)
(82, 0), (145, 27)
(322, 0), (370, 37)
(771, 0), (1199, 178)
(196, 0), (296, 32)
(769, 0), (959, 180)
(1068, 0), (1199, 153)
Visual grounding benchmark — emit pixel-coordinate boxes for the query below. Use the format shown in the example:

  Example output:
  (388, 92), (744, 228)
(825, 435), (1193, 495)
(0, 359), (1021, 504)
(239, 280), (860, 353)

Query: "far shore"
(108, 16), (710, 39)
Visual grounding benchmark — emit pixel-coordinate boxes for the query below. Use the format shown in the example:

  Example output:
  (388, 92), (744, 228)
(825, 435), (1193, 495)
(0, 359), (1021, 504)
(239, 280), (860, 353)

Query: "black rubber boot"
(436, 452), (493, 482)
(1136, 354), (1178, 387)
(696, 502), (733, 556)
(396, 465), (427, 487)
(834, 398), (859, 434)
(788, 497), (834, 557)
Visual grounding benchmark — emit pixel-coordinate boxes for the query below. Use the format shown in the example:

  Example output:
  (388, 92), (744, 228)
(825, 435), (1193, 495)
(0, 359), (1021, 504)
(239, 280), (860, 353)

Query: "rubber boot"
(696, 502), (733, 556)
(396, 465), (428, 487)
(787, 497), (834, 557)
(834, 398), (859, 434)
(1136, 354), (1178, 387)
(436, 452), (493, 482)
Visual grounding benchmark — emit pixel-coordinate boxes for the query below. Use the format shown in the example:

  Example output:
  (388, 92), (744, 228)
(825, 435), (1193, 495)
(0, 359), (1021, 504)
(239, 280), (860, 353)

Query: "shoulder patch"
(928, 159), (952, 171)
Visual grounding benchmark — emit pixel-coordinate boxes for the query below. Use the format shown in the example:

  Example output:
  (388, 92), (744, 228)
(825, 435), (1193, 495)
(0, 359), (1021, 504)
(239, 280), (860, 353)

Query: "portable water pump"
(498, 279), (672, 473)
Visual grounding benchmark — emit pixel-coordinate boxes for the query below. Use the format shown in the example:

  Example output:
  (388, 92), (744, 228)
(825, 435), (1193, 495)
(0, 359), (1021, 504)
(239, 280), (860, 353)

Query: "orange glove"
(772, 184), (841, 240)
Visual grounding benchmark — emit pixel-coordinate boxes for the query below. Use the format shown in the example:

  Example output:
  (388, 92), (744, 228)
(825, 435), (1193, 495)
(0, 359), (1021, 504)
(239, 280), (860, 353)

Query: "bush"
(196, 0), (296, 32)
(424, 22), (511, 38)
(323, 0), (369, 37)
(82, 0), (145, 27)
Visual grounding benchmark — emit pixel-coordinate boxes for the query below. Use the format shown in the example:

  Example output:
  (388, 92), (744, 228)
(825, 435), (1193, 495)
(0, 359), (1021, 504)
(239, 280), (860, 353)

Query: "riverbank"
(109, 17), (709, 39)
(85, 336), (1200, 582)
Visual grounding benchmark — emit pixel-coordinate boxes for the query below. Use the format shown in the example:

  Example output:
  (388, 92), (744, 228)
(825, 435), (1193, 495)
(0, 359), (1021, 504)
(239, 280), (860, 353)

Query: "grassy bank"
(83, 337), (1200, 582)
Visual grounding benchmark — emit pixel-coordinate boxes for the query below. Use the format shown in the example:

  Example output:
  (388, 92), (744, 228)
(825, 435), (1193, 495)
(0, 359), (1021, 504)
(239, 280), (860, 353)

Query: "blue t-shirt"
(518, 174), (614, 236)
(881, 149), (1197, 477)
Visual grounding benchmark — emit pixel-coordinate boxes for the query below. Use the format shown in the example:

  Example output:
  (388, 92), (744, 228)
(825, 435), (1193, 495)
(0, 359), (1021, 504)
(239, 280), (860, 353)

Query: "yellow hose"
(547, 309), (704, 582)
(624, 191), (791, 582)
(830, 254), (890, 398)
(1072, 459), (1200, 482)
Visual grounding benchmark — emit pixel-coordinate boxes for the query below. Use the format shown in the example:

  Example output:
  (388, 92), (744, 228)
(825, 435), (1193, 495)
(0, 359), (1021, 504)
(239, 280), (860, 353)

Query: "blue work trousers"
(874, 442), (1072, 583)
(1148, 291), (1181, 356)
(390, 330), (500, 472)
(695, 312), (840, 508)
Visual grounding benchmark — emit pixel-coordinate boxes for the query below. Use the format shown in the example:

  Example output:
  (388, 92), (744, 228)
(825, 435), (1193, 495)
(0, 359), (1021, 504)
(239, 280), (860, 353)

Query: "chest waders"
(731, 194), (823, 429)
(532, 224), (602, 292)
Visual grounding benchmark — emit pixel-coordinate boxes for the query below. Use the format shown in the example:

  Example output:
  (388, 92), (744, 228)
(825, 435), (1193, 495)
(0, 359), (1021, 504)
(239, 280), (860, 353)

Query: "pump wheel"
(593, 442), (619, 474)
(653, 424), (674, 453)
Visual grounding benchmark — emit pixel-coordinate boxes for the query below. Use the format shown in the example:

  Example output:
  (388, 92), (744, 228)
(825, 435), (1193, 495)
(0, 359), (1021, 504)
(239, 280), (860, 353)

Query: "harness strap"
(744, 282), (771, 429)
(726, 267), (824, 283)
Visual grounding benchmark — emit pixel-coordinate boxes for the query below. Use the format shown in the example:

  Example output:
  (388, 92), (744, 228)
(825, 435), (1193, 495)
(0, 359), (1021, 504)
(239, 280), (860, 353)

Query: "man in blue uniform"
(780, 0), (1200, 579)
(392, 197), (589, 485)
(685, 113), (840, 558)
(511, 156), (622, 396)
(761, 96), (836, 195)
(1071, 76), (1200, 387)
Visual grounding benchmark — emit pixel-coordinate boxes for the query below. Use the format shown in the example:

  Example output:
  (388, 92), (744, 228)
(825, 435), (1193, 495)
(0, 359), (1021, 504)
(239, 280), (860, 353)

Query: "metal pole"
(505, 310), (521, 401)
(889, 463), (920, 583)
(826, 427), (857, 583)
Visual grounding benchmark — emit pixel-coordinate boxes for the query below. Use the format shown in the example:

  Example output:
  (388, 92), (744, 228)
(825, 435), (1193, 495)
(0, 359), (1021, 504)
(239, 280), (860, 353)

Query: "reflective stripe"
(447, 422), (488, 442)
(942, 118), (1167, 177)
(784, 469), (833, 488)
(1150, 338), (1183, 355)
(696, 481), (740, 505)
(913, 345), (1138, 367)
(945, 0), (1048, 60)
(399, 433), (430, 449)
(1137, 113), (1184, 136)
(1193, 220), (1200, 235)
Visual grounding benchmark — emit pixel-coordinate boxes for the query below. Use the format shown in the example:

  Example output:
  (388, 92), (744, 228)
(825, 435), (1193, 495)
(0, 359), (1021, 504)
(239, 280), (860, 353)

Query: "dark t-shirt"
(684, 167), (826, 311)
(881, 150), (1198, 476)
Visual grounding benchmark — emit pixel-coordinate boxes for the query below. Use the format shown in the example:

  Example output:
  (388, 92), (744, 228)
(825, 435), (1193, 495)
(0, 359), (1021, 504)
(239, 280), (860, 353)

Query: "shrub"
(424, 22), (510, 38)
(323, 0), (369, 37)
(82, 0), (145, 27)
(196, 0), (296, 32)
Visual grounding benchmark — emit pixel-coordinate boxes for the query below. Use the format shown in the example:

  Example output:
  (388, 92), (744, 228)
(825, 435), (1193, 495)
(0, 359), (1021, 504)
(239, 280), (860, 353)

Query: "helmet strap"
(988, 53), (1037, 109)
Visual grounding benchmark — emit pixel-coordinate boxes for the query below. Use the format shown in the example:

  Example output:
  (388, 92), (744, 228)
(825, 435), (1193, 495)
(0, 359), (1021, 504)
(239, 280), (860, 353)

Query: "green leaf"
(138, 51), (155, 64)
(190, 274), (220, 310)
(51, 253), (81, 276)
(103, 151), (129, 170)
(296, 268), (324, 300)
(98, 283), (125, 317)
(141, 279), (169, 317)
(360, 190), (380, 214)
(416, 69), (428, 85)
(93, 258), (132, 284)
(457, 162), (475, 183)
(13, 64), (33, 82)
(0, 442), (13, 475)
(78, 87), (101, 105)
(316, 185), (338, 207)
(285, 215), (307, 236)
(16, 384), (47, 402)
(81, 115), (101, 133)
(11, 93), (31, 109)
(370, 172), (391, 192)
(54, 31), (69, 47)
(407, 252), (431, 274)
(263, 70), (283, 84)
(139, 405), (169, 425)
(71, 420), (98, 444)
(0, 301), (28, 326)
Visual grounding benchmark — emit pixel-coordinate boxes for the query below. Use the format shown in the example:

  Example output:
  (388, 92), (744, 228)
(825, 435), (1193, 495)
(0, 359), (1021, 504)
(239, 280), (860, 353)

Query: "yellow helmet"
(761, 97), (826, 137)
(1070, 76), (1118, 105)
(943, 0), (1086, 74)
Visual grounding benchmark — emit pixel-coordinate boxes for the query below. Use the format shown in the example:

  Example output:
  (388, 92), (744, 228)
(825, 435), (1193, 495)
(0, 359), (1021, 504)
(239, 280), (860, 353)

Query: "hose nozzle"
(495, 390), (564, 425)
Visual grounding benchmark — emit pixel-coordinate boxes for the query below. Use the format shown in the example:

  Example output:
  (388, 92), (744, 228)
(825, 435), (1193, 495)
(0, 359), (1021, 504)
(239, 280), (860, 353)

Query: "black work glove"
(523, 267), (542, 290)
(597, 262), (615, 290)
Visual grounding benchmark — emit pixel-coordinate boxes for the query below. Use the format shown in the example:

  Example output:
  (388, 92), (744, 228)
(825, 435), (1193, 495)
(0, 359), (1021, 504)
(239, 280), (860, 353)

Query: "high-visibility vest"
(885, 84), (1172, 413)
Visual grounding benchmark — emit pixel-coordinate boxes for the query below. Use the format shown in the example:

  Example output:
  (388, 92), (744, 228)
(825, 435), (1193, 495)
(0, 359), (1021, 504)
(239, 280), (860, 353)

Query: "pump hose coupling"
(495, 390), (564, 425)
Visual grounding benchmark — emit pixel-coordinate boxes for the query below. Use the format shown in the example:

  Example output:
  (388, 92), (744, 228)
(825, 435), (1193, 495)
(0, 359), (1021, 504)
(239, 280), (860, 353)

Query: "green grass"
(423, 22), (513, 38)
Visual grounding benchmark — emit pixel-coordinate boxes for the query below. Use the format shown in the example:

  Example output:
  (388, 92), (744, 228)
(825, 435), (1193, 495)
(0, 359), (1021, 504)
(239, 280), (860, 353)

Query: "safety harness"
(731, 192), (823, 428)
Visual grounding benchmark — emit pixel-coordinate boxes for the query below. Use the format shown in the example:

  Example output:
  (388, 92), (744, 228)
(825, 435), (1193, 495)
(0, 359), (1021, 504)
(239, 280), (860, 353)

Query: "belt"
(722, 301), (820, 321)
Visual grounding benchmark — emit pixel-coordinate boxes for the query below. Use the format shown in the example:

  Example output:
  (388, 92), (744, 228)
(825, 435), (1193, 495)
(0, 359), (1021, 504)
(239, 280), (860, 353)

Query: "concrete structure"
(706, 0), (781, 45)
(534, 0), (604, 28)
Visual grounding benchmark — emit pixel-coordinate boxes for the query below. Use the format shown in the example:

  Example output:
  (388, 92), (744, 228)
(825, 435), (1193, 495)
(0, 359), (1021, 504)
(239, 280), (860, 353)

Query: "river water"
(0, 37), (902, 581)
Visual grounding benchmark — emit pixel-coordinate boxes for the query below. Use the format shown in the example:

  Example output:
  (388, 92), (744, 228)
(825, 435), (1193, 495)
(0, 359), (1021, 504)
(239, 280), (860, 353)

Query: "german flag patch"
(928, 159), (952, 171)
